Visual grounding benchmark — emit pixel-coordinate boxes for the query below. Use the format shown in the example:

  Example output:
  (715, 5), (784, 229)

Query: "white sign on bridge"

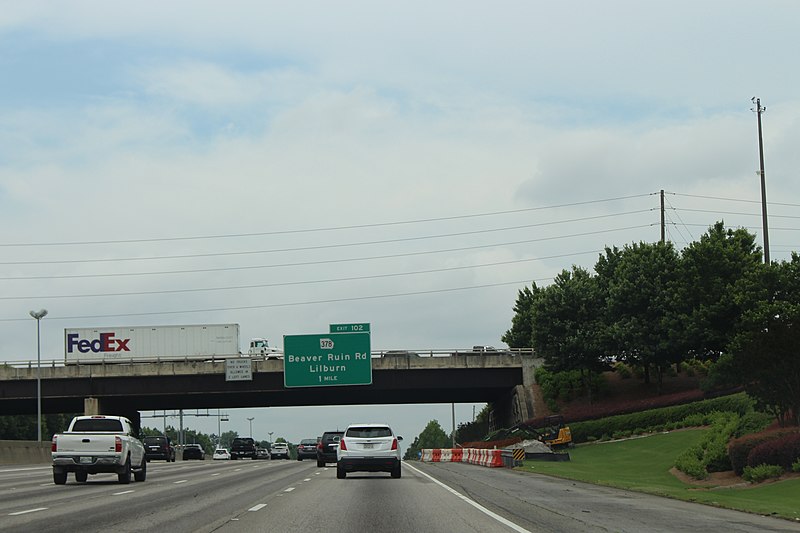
(225, 358), (253, 381)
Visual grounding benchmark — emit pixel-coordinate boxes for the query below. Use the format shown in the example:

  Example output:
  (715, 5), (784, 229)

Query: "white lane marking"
(211, 473), (221, 476)
(314, 472), (321, 475)
(9, 507), (48, 516)
(1, 467), (51, 473)
(113, 490), (134, 496)
(40, 483), (54, 486)
(303, 478), (311, 482)
(405, 463), (532, 533)
(284, 487), (295, 492)
(234, 468), (242, 472)
(248, 504), (267, 512)
(174, 480), (188, 484)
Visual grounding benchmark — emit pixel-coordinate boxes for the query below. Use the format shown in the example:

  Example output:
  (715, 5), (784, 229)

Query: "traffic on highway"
(2, 453), (796, 533)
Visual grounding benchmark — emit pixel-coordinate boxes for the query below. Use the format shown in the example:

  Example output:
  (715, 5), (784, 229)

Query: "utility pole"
(752, 97), (770, 263)
(660, 189), (665, 243)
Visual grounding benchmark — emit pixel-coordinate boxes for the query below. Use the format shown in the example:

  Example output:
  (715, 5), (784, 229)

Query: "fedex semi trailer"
(64, 324), (241, 364)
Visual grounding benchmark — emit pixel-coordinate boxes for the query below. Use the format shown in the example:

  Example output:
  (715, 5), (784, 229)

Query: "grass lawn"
(519, 429), (800, 521)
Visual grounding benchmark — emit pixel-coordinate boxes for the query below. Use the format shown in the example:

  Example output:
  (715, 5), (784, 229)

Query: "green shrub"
(793, 459), (800, 473)
(569, 392), (754, 443)
(675, 444), (708, 479)
(674, 412), (738, 478)
(742, 464), (784, 483)
(733, 410), (772, 438)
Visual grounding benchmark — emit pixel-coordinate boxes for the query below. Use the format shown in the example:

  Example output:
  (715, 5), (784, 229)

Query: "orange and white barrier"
(420, 448), (503, 468)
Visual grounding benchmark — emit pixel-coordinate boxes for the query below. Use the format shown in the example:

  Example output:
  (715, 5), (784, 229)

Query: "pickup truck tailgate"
(55, 434), (117, 453)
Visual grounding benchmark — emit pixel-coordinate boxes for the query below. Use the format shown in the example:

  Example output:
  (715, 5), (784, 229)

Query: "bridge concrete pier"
(488, 356), (543, 430)
(83, 397), (141, 435)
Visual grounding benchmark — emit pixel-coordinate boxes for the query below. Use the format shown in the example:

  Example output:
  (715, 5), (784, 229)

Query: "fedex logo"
(66, 333), (131, 353)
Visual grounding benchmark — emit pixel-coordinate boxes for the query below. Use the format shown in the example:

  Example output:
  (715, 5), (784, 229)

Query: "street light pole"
(29, 309), (48, 442)
(247, 417), (254, 438)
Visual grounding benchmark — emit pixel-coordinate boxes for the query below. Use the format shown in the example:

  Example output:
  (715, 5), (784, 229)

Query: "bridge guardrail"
(1, 348), (535, 369)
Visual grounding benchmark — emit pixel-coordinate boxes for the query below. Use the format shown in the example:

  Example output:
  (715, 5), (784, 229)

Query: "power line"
(0, 193), (655, 248)
(0, 209), (654, 266)
(1, 250), (603, 300)
(0, 278), (555, 322)
(669, 191), (800, 208)
(0, 224), (652, 281)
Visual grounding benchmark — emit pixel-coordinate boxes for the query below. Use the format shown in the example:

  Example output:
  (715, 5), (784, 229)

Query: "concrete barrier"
(0, 440), (51, 465)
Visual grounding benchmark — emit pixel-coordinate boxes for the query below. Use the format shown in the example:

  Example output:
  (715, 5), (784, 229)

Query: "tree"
(727, 254), (800, 426)
(677, 222), (762, 360)
(402, 420), (453, 459)
(606, 241), (682, 391)
(502, 284), (543, 348)
(529, 266), (610, 401)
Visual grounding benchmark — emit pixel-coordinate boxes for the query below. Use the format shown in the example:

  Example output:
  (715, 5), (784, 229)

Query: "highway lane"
(2, 460), (799, 532)
(411, 461), (800, 533)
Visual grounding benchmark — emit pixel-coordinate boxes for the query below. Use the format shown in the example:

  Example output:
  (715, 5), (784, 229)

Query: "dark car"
(317, 431), (343, 467)
(182, 443), (205, 460)
(296, 438), (318, 461)
(230, 437), (257, 460)
(143, 435), (176, 462)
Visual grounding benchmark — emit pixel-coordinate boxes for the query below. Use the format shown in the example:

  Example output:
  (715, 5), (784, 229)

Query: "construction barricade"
(420, 448), (504, 468)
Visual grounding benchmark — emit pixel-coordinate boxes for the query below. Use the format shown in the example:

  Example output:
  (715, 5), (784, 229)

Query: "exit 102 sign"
(329, 323), (370, 333)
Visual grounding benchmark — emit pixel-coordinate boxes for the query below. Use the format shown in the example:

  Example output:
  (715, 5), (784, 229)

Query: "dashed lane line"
(174, 480), (188, 484)
(113, 490), (135, 496)
(9, 508), (48, 516)
(284, 487), (295, 492)
(248, 504), (267, 512)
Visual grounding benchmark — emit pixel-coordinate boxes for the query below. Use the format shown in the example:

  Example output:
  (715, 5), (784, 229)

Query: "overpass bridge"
(0, 353), (542, 432)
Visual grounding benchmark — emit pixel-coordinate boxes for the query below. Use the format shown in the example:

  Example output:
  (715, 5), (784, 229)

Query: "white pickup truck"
(51, 415), (147, 485)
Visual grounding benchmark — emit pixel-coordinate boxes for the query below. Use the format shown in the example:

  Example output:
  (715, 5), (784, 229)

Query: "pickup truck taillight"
(339, 438), (347, 451)
(391, 438), (398, 450)
(51, 435), (58, 452)
(115, 436), (122, 453)
(317, 442), (322, 450)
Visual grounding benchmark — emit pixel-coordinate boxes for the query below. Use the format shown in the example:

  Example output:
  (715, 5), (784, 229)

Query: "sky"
(2, 1), (799, 444)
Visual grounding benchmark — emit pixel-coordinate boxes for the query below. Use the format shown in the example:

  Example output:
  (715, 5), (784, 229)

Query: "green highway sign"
(329, 323), (370, 333)
(283, 332), (372, 388)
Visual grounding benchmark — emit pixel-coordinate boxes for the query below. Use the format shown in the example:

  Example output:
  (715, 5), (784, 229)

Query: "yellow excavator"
(510, 415), (573, 450)
(534, 415), (573, 449)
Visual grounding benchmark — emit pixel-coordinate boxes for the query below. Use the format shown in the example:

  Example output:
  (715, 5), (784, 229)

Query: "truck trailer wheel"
(118, 458), (131, 484)
(53, 470), (67, 485)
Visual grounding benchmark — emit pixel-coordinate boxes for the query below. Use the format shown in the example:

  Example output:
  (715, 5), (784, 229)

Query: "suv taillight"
(115, 436), (122, 453)
(51, 435), (57, 452)
(317, 442), (323, 450)
(391, 438), (398, 450)
(339, 438), (347, 451)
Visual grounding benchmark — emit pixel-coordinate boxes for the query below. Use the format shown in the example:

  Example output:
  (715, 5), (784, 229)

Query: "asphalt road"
(1, 459), (798, 533)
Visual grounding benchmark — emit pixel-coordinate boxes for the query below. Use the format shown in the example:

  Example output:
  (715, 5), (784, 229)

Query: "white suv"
(336, 423), (402, 479)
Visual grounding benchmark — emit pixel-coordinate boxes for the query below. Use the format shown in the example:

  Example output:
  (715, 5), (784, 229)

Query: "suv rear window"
(345, 426), (392, 438)
(143, 436), (168, 445)
(232, 438), (255, 445)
